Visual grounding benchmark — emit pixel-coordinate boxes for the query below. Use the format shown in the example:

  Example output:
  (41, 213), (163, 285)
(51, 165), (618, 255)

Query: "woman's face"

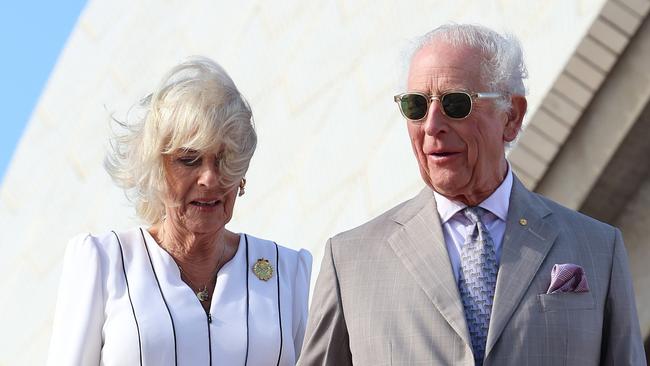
(162, 148), (239, 236)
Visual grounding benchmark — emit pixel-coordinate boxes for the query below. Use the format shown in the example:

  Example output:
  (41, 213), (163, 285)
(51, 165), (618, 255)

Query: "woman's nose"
(197, 164), (219, 187)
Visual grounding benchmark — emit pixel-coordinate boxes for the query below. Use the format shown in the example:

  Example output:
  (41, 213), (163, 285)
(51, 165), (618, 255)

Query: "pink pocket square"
(546, 263), (589, 294)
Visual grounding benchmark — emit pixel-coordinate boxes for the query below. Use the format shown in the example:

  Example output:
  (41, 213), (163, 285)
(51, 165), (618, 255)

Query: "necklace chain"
(176, 240), (228, 302)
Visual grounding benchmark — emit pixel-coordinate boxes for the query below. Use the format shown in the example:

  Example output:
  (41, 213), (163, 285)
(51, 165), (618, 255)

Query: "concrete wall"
(616, 174), (650, 340)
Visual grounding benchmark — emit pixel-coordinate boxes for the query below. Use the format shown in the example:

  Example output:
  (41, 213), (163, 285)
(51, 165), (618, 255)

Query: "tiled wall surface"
(0, 1), (606, 363)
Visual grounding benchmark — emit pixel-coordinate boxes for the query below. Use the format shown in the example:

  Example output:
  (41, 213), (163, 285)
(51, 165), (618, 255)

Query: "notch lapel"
(387, 188), (471, 348)
(485, 176), (559, 356)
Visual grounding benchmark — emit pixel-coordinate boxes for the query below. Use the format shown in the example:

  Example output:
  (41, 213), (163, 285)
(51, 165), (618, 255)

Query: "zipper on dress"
(206, 312), (213, 366)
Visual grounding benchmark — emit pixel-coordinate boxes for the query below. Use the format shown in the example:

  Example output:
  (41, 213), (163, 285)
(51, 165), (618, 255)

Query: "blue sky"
(0, 1), (87, 185)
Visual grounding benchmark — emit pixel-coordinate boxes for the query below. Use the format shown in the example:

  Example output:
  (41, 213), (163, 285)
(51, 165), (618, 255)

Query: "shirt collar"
(433, 164), (513, 223)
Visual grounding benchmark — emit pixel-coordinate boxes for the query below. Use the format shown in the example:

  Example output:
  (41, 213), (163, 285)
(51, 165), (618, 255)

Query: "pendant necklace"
(178, 266), (213, 302)
(177, 241), (228, 302)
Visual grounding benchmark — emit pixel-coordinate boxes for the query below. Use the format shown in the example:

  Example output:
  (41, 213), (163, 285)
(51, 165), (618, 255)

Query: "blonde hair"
(105, 56), (257, 224)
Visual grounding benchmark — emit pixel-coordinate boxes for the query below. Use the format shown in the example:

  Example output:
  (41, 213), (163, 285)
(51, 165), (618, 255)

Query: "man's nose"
(423, 100), (448, 135)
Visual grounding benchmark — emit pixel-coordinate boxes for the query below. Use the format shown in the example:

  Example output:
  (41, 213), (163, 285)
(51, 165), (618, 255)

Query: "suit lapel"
(387, 188), (471, 348)
(485, 176), (559, 356)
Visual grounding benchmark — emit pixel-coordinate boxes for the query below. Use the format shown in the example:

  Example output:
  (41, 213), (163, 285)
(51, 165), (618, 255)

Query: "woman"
(47, 57), (312, 365)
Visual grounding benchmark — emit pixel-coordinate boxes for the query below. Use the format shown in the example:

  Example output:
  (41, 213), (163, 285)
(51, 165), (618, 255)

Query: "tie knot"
(463, 206), (486, 224)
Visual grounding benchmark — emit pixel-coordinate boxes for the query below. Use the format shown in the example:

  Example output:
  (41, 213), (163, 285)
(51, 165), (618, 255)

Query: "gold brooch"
(253, 258), (273, 281)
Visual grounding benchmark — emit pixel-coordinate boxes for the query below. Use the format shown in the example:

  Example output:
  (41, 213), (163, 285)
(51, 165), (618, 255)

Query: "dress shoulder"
(64, 229), (132, 254)
(242, 233), (312, 294)
(47, 233), (109, 366)
(243, 234), (312, 267)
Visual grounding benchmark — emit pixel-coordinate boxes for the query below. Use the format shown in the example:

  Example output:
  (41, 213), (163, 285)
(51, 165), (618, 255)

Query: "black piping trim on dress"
(112, 230), (143, 366)
(243, 236), (284, 365)
(140, 228), (179, 366)
(244, 234), (250, 366)
(274, 242), (283, 366)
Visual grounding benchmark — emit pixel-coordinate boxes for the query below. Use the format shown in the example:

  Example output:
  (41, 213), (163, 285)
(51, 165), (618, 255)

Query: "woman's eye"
(215, 153), (224, 166)
(178, 157), (200, 166)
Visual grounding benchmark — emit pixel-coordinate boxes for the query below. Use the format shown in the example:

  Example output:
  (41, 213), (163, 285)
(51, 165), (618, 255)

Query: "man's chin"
(428, 177), (466, 198)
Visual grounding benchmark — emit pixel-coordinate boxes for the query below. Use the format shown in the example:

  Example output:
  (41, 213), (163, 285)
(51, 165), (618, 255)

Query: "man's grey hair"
(403, 23), (528, 112)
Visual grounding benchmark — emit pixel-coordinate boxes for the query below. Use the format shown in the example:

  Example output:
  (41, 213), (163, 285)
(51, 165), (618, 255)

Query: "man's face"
(405, 39), (524, 204)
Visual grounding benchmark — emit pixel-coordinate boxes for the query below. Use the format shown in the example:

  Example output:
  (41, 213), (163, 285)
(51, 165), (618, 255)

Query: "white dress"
(47, 228), (312, 366)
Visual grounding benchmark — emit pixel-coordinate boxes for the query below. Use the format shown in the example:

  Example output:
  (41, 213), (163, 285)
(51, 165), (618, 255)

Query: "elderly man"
(299, 24), (646, 365)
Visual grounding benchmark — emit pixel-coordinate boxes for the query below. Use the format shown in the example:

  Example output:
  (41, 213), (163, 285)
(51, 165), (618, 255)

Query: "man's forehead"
(407, 65), (483, 91)
(407, 41), (484, 88)
(409, 65), (478, 76)
(411, 41), (483, 68)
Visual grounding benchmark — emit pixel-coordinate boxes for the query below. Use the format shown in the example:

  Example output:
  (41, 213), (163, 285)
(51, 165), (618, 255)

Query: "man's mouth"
(431, 152), (458, 157)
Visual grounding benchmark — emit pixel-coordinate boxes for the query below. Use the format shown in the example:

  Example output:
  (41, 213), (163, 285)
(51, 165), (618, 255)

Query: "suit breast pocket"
(537, 292), (595, 312)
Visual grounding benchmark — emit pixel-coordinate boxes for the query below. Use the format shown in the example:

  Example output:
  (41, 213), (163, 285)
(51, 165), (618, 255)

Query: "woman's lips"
(189, 199), (222, 211)
(190, 200), (219, 207)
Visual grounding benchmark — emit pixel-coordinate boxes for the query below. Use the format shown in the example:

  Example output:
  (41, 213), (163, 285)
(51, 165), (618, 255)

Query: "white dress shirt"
(433, 166), (513, 284)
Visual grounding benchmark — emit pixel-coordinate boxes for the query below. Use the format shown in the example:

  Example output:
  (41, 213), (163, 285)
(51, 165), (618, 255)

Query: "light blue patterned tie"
(457, 207), (498, 365)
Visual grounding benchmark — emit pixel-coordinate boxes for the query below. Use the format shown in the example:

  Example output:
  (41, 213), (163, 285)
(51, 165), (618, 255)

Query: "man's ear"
(503, 95), (527, 142)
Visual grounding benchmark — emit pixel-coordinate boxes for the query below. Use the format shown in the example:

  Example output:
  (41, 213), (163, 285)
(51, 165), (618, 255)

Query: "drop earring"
(238, 178), (246, 197)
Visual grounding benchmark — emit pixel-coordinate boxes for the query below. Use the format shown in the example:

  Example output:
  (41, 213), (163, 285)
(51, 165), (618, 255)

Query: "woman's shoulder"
(65, 227), (146, 258)
(242, 233), (312, 270)
(242, 234), (312, 297)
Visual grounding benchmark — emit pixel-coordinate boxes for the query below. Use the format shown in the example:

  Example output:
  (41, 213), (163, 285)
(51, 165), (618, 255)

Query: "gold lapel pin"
(519, 218), (528, 226)
(253, 258), (274, 281)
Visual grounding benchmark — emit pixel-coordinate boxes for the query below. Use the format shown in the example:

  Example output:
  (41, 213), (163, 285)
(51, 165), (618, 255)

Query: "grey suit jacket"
(299, 177), (646, 365)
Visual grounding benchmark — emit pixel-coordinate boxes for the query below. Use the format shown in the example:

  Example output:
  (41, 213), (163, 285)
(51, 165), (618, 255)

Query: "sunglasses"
(393, 91), (503, 121)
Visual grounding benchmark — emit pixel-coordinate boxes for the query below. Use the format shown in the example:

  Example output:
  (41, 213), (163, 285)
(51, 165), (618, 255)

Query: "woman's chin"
(177, 216), (225, 235)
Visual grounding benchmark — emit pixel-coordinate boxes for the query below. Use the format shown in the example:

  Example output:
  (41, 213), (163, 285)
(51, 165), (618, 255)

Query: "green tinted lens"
(400, 94), (428, 120)
(441, 93), (472, 118)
